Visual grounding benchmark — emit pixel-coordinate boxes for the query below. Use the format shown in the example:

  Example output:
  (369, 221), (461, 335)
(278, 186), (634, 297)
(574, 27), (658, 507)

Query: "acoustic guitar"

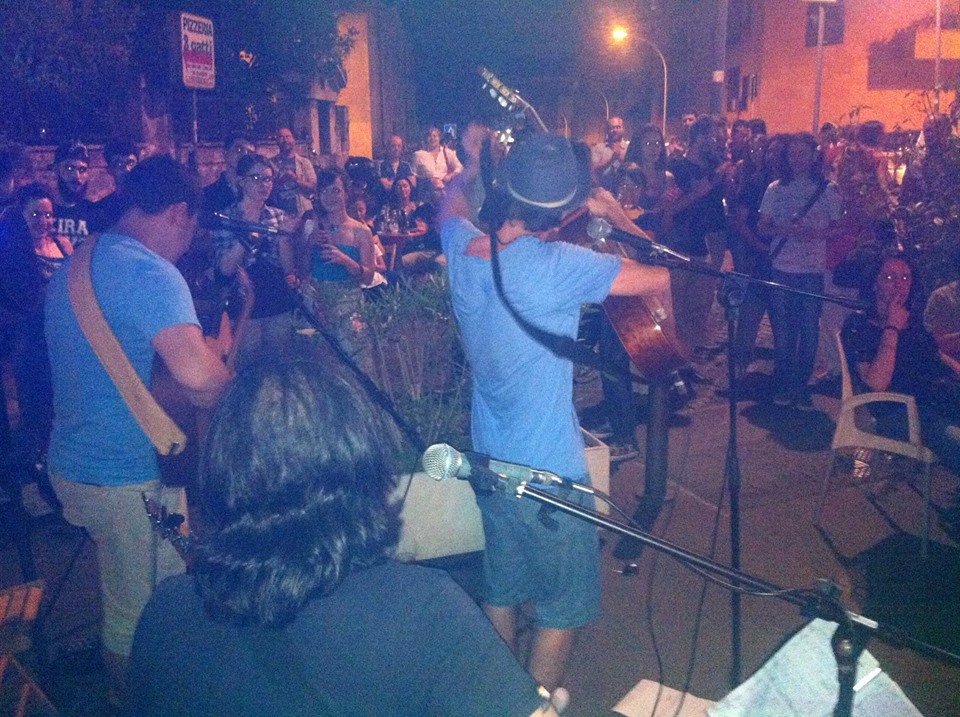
(152, 267), (254, 486)
(479, 67), (688, 380)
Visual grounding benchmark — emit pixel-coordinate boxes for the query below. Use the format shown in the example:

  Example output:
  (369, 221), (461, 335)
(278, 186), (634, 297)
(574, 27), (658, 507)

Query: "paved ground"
(2, 310), (960, 716)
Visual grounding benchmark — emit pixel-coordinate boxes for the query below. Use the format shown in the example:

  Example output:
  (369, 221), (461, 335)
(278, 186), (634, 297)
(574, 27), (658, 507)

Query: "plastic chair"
(813, 333), (935, 557)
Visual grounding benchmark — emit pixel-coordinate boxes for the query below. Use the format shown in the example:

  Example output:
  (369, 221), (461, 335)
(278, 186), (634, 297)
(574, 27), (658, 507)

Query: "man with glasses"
(52, 141), (96, 245)
(91, 139), (139, 232)
(203, 131), (256, 214)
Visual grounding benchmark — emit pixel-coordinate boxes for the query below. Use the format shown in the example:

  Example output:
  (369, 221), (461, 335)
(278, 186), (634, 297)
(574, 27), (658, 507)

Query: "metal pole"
(713, 0), (729, 114)
(639, 38), (669, 134)
(192, 90), (199, 145)
(812, 4), (826, 134)
(935, 0), (943, 112)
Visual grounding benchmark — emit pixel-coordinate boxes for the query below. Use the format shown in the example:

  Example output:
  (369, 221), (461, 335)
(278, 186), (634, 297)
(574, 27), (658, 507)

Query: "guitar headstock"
(478, 66), (547, 133)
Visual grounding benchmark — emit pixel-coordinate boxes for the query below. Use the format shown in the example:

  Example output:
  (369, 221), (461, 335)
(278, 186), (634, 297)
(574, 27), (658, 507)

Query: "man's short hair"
(104, 138), (138, 162)
(223, 130), (255, 151)
(121, 156), (201, 217)
(748, 118), (768, 136)
(858, 120), (885, 148)
(689, 115), (719, 144)
(53, 141), (90, 166)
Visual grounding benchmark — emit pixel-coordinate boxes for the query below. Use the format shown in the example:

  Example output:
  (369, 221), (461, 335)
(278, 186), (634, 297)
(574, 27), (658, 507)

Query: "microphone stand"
(477, 473), (959, 717)
(604, 231), (865, 687)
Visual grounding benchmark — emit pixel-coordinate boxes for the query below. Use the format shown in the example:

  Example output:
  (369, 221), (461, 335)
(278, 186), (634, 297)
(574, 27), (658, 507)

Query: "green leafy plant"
(360, 273), (472, 454)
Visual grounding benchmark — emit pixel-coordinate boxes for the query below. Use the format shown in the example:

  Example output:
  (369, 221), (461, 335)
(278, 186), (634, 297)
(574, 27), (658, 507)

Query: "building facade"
(715, 0), (960, 132)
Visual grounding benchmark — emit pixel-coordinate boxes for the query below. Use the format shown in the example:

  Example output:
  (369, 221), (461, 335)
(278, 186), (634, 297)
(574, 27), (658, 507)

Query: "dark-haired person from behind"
(45, 156), (232, 705)
(440, 126), (671, 693)
(128, 362), (566, 717)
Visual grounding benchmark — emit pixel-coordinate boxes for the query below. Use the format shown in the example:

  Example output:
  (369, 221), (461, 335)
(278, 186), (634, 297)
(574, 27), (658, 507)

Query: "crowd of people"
(0, 105), (958, 715)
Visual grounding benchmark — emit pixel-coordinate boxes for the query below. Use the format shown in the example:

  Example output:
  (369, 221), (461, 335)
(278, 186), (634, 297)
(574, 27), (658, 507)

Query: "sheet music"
(708, 619), (923, 717)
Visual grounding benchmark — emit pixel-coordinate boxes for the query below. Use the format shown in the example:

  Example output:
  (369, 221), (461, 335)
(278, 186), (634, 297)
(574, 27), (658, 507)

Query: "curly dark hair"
(193, 362), (401, 628)
(316, 166), (349, 193)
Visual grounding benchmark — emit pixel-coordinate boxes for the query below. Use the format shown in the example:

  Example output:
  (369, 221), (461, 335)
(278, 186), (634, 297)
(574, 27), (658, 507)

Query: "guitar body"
(154, 269), (253, 486)
(602, 295), (688, 380)
(556, 209), (688, 380)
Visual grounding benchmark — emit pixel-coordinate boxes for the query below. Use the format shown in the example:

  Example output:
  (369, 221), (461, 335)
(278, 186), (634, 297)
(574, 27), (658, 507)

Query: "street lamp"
(611, 26), (668, 135)
(805, 0), (837, 134)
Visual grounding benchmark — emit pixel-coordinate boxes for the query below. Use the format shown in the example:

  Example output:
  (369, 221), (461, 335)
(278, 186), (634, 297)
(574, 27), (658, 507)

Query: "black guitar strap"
(487, 230), (615, 375)
(769, 179), (830, 262)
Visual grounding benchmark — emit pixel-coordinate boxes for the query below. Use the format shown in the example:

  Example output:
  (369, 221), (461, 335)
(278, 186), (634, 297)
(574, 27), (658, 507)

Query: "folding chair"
(0, 581), (58, 716)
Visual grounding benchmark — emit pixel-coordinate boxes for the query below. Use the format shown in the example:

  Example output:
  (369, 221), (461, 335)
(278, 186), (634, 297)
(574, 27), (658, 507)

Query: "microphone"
(586, 217), (690, 263)
(200, 212), (284, 235)
(421, 444), (594, 494)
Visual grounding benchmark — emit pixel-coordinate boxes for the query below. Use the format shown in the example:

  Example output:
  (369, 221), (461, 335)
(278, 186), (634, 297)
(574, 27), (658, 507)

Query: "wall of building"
(339, 12), (374, 158)
(337, 5), (417, 161)
(725, 0), (959, 133)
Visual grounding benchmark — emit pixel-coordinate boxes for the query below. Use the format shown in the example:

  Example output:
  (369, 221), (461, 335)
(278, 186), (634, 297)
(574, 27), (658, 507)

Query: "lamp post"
(805, 0), (837, 134)
(935, 0), (943, 112)
(611, 26), (668, 134)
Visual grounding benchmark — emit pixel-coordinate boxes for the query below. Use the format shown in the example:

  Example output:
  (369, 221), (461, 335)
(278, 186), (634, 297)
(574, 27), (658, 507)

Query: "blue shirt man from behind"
(439, 127), (672, 692)
(45, 156), (232, 705)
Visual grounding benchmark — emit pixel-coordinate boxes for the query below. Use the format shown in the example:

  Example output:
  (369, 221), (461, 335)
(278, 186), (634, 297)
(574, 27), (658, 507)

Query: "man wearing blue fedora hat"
(440, 126), (671, 693)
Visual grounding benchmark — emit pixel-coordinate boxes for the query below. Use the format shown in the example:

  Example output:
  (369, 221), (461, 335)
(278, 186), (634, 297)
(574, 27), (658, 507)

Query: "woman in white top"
(412, 127), (462, 203)
(758, 133), (842, 409)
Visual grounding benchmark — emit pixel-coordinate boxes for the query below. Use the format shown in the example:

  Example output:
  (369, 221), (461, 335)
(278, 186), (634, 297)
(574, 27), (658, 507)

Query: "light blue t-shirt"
(441, 217), (620, 481)
(45, 233), (200, 486)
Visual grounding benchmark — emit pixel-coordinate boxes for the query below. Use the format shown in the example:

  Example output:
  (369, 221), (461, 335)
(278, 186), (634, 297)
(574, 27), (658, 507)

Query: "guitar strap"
(769, 179), (830, 263)
(67, 236), (187, 456)
(487, 231), (616, 376)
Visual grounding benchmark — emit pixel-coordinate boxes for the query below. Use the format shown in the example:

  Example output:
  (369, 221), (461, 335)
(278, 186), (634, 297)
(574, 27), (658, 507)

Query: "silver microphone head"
(585, 216), (613, 242)
(421, 444), (462, 481)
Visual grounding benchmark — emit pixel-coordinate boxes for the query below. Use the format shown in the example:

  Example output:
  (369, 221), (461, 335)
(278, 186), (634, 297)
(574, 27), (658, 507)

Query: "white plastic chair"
(813, 333), (935, 556)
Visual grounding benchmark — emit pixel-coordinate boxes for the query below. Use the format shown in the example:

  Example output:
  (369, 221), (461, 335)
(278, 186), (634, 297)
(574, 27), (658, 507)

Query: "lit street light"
(611, 26), (668, 136)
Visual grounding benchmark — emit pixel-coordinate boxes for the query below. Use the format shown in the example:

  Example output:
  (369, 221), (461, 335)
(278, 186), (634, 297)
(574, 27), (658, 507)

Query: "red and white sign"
(180, 12), (215, 90)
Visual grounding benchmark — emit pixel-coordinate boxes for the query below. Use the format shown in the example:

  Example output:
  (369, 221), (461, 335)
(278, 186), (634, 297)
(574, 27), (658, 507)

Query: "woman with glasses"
(841, 251), (960, 479)
(213, 153), (300, 368)
(0, 183), (73, 511)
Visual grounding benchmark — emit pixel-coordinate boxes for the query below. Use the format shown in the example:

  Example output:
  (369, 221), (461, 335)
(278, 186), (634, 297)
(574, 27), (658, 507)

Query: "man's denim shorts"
(477, 487), (601, 630)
